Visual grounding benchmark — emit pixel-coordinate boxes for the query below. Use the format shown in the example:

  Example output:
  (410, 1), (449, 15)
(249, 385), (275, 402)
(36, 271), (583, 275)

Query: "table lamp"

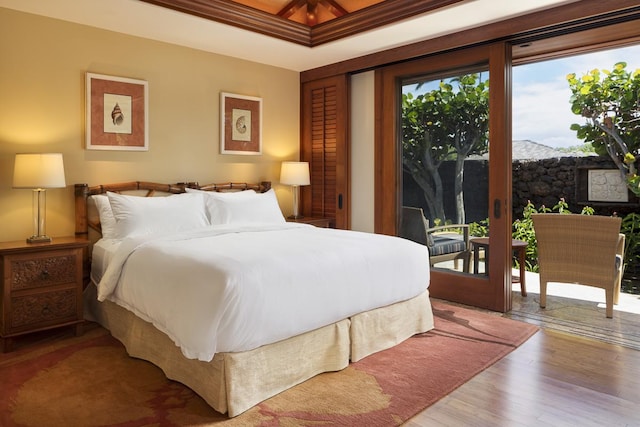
(280, 161), (310, 219)
(12, 153), (66, 243)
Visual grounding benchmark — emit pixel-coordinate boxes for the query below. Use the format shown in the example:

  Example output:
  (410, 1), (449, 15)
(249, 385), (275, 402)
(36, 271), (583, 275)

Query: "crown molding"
(310, 0), (464, 46)
(140, 0), (465, 47)
(140, 0), (311, 45)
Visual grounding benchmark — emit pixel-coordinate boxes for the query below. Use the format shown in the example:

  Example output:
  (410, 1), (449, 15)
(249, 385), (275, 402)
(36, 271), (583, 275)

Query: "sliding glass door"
(376, 43), (513, 312)
(401, 69), (490, 275)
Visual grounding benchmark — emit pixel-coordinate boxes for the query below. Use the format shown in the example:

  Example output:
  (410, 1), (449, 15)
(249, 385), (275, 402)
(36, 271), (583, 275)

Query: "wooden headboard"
(74, 181), (271, 240)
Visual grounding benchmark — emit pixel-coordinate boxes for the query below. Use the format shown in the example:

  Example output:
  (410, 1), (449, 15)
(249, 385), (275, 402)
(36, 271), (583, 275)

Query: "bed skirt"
(350, 290), (433, 362)
(84, 286), (433, 417)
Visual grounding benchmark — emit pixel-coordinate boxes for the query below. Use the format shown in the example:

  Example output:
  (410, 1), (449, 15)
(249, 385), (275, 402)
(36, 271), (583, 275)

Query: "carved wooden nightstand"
(286, 217), (333, 228)
(0, 237), (89, 352)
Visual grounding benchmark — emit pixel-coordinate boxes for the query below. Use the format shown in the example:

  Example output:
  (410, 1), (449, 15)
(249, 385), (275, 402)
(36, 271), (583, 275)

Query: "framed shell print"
(220, 92), (262, 155)
(86, 73), (149, 151)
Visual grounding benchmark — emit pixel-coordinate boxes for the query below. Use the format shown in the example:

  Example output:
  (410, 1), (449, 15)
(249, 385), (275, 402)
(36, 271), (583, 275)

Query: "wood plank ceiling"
(139, 0), (465, 46)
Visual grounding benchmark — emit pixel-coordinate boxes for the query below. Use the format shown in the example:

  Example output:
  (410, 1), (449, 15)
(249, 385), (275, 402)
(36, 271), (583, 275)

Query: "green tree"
(402, 74), (489, 223)
(567, 62), (640, 195)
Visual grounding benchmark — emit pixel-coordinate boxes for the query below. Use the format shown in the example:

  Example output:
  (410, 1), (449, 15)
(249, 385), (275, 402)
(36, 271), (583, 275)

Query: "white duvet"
(96, 223), (430, 361)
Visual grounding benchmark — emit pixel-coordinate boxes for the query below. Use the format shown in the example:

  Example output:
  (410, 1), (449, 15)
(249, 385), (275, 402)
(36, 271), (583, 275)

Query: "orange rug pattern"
(0, 301), (538, 426)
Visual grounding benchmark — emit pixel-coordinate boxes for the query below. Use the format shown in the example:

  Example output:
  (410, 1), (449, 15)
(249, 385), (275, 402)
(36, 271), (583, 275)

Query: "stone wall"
(512, 155), (638, 219)
(403, 155), (638, 224)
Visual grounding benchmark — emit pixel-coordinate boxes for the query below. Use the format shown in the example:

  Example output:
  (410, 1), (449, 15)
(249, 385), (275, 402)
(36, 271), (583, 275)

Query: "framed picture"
(86, 72), (148, 151)
(220, 92), (262, 155)
(588, 169), (629, 202)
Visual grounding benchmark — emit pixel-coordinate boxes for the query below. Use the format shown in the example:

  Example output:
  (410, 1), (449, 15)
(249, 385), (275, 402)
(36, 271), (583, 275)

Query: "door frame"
(374, 42), (513, 312)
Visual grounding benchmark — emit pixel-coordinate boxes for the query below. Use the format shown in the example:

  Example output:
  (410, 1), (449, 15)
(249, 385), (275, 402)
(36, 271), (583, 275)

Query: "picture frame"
(575, 166), (638, 206)
(86, 72), (149, 151)
(220, 92), (262, 155)
(587, 169), (629, 202)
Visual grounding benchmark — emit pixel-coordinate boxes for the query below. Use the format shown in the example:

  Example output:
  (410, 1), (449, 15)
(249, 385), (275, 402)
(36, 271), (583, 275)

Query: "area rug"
(0, 300), (538, 427)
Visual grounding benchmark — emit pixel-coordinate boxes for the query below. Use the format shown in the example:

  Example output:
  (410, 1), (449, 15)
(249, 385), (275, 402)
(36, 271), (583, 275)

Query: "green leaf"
(614, 62), (627, 70)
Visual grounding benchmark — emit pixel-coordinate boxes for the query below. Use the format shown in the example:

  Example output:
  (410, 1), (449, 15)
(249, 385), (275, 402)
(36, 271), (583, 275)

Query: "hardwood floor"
(5, 299), (640, 426)
(406, 328), (640, 426)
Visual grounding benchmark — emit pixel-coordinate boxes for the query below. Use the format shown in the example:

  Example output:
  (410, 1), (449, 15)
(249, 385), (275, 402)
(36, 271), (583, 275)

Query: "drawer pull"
(41, 270), (50, 279)
(41, 304), (51, 315)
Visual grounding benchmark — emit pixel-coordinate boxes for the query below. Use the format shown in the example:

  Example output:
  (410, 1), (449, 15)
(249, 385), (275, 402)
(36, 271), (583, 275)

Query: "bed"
(75, 180), (433, 417)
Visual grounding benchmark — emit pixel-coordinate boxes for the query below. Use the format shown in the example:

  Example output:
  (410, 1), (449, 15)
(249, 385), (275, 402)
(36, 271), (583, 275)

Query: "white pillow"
(185, 187), (256, 223)
(90, 194), (117, 240)
(107, 192), (210, 238)
(195, 188), (285, 225)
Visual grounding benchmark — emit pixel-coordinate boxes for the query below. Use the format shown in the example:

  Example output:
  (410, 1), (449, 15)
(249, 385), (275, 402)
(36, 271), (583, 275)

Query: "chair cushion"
(429, 233), (466, 256)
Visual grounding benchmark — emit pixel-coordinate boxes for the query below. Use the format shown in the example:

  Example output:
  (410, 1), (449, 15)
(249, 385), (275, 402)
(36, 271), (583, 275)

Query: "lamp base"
(27, 235), (52, 244)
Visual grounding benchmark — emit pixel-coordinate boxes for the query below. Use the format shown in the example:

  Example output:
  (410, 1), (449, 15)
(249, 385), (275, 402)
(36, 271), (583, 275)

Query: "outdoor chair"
(532, 213), (625, 318)
(399, 206), (471, 272)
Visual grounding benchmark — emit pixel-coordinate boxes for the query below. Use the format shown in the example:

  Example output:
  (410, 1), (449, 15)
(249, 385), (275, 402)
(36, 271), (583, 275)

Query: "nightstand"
(0, 237), (89, 352)
(286, 217), (333, 228)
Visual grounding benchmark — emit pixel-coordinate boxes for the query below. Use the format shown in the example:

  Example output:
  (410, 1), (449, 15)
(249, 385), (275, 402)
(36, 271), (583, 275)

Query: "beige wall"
(0, 8), (300, 242)
(350, 71), (375, 233)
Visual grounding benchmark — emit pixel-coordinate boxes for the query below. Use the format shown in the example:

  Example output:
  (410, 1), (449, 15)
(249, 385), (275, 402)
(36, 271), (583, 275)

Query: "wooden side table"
(0, 237), (89, 352)
(286, 217), (333, 228)
(469, 237), (528, 296)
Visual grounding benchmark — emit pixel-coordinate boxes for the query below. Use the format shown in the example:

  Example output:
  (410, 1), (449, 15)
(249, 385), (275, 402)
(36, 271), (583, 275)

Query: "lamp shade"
(280, 161), (310, 186)
(13, 153), (66, 189)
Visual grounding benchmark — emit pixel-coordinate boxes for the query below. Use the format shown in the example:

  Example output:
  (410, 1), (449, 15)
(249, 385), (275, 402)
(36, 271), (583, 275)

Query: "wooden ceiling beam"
(320, 0), (348, 18)
(277, 0), (307, 19)
(140, 0), (465, 47)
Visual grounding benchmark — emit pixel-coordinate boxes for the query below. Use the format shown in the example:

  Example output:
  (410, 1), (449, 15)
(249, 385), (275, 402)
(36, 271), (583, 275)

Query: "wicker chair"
(399, 206), (471, 272)
(532, 213), (625, 318)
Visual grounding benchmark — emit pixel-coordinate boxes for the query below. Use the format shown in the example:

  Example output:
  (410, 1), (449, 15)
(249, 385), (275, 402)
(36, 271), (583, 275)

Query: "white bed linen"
(96, 223), (430, 361)
(91, 238), (120, 284)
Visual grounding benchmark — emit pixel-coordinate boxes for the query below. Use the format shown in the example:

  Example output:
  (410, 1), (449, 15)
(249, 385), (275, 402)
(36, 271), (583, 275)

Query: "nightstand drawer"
(8, 251), (78, 291)
(9, 288), (77, 331)
(0, 237), (88, 351)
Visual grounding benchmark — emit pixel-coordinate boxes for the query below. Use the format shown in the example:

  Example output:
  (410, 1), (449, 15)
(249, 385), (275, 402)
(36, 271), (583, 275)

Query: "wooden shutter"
(300, 75), (350, 229)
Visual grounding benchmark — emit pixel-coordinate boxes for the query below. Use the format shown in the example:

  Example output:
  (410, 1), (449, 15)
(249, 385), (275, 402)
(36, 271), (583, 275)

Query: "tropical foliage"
(567, 62), (640, 195)
(621, 212), (640, 278)
(402, 74), (489, 223)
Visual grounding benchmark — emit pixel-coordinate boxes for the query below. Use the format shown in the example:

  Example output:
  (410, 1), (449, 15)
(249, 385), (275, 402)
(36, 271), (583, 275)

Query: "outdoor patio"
(505, 269), (640, 350)
(432, 260), (640, 350)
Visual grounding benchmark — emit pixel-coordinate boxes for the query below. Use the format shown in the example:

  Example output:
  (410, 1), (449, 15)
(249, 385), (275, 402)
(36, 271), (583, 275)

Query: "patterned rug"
(0, 300), (538, 426)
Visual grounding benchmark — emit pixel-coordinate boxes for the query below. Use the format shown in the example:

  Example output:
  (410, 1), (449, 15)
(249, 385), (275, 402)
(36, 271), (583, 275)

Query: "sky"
(513, 44), (640, 148)
(402, 44), (640, 149)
